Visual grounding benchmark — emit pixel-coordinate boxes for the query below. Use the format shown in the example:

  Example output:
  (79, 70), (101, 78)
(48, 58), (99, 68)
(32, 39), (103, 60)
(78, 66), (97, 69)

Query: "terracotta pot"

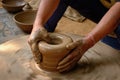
(38, 33), (73, 71)
(22, 3), (33, 11)
(13, 10), (37, 33)
(1, 0), (26, 13)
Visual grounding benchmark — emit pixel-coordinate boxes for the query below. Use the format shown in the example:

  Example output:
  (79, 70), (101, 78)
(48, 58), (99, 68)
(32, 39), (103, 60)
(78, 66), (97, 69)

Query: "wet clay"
(38, 33), (73, 71)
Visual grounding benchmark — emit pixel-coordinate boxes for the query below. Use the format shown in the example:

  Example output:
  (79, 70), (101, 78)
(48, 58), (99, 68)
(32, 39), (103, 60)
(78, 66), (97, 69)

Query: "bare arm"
(89, 2), (120, 43)
(33, 0), (60, 31)
(28, 0), (60, 64)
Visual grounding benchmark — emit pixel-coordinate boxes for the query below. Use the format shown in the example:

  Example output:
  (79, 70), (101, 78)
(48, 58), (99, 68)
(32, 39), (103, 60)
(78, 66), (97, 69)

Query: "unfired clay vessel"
(38, 33), (73, 71)
(13, 10), (37, 33)
(1, 0), (26, 13)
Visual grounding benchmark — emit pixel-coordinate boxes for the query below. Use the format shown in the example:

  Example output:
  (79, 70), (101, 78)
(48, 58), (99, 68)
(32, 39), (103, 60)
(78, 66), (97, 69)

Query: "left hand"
(57, 36), (95, 72)
(28, 27), (51, 64)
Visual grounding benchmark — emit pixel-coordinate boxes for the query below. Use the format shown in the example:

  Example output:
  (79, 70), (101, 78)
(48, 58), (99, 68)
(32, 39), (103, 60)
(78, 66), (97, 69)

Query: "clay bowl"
(1, 0), (26, 13)
(13, 10), (37, 33)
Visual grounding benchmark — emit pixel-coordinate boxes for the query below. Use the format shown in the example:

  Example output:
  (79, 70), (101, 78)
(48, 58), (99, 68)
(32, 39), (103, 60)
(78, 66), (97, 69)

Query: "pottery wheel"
(0, 33), (120, 80)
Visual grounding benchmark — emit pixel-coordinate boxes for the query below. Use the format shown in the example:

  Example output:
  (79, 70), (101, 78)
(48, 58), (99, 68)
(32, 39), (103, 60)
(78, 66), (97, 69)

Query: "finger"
(28, 36), (35, 46)
(33, 52), (42, 64)
(58, 56), (80, 72)
(31, 42), (37, 50)
(42, 34), (52, 43)
(57, 54), (80, 70)
(58, 48), (80, 66)
(66, 39), (83, 50)
(59, 62), (76, 72)
(31, 42), (42, 63)
(32, 51), (42, 64)
(29, 28), (48, 42)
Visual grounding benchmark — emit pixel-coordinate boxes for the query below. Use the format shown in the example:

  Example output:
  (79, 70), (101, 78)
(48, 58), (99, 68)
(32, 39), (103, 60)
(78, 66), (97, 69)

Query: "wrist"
(32, 23), (44, 32)
(83, 34), (96, 48)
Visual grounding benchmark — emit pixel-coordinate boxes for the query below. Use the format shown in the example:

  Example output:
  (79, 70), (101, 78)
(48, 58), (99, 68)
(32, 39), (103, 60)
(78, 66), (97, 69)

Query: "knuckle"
(28, 39), (31, 44)
(28, 38), (34, 45)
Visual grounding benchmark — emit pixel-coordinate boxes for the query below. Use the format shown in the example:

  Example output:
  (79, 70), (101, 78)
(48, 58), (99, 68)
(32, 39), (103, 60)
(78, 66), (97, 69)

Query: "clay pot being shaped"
(38, 33), (73, 72)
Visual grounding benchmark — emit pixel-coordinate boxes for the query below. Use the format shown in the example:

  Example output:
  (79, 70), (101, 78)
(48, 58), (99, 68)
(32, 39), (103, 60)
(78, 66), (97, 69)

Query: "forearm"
(33, 0), (60, 31)
(88, 2), (120, 43)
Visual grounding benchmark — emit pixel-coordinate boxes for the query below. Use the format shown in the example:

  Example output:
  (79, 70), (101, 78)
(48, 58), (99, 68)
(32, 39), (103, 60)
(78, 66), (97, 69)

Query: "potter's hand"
(57, 35), (95, 72)
(28, 27), (51, 64)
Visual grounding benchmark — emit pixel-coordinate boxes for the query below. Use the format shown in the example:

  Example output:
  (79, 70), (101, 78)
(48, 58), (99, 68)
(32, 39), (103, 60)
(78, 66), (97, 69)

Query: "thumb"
(66, 39), (83, 50)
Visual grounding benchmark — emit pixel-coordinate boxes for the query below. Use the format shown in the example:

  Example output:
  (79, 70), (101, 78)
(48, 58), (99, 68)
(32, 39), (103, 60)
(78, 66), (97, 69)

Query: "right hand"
(57, 34), (95, 72)
(28, 27), (51, 64)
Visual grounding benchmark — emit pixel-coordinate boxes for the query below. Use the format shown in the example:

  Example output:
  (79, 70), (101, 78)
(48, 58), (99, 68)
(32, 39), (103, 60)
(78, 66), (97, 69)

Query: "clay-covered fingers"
(58, 62), (77, 72)
(58, 48), (80, 66)
(57, 47), (83, 72)
(33, 27), (50, 42)
(28, 27), (50, 44)
(28, 27), (51, 64)
(66, 39), (83, 50)
(59, 40), (83, 66)
(57, 53), (81, 72)
(31, 42), (42, 64)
